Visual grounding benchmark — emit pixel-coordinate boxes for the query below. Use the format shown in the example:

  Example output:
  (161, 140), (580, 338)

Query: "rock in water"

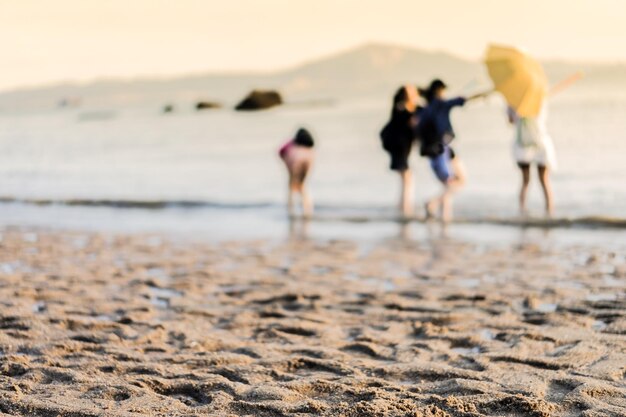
(195, 101), (221, 111)
(235, 90), (283, 111)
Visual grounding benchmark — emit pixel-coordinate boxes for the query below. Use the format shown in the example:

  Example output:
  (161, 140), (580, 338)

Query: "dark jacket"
(380, 108), (417, 152)
(417, 97), (465, 157)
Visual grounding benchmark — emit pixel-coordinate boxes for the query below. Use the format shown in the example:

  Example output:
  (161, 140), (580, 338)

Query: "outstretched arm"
(466, 89), (494, 101)
(446, 89), (493, 109)
(549, 72), (584, 96)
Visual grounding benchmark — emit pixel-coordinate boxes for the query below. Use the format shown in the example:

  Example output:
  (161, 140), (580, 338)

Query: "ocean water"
(0, 93), (624, 242)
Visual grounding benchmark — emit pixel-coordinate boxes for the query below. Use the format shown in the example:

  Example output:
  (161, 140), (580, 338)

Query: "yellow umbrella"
(485, 44), (548, 117)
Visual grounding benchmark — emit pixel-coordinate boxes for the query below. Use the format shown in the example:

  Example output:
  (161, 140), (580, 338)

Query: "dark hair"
(421, 79), (448, 103)
(393, 86), (408, 107)
(294, 128), (314, 147)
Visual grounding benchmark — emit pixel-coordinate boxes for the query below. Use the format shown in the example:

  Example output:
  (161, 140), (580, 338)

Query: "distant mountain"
(279, 43), (481, 98)
(0, 43), (624, 112)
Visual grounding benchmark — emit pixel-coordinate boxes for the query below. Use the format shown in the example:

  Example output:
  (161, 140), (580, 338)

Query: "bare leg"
(425, 198), (439, 219)
(519, 165), (530, 215)
(439, 188), (452, 222)
(440, 158), (466, 222)
(287, 176), (296, 217)
(449, 158), (466, 189)
(289, 162), (312, 218)
(537, 165), (554, 217)
(399, 169), (413, 217)
(301, 184), (313, 218)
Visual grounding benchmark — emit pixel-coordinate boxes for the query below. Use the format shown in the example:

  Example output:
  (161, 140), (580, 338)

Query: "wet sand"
(0, 228), (624, 416)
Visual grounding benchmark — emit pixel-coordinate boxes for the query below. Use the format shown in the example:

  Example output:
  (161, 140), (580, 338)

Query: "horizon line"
(1, 41), (625, 95)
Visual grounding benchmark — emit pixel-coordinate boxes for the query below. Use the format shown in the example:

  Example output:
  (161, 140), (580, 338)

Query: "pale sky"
(1, 0), (626, 91)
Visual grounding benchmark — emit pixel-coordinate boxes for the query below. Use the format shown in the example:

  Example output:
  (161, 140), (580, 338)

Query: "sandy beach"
(0, 227), (624, 416)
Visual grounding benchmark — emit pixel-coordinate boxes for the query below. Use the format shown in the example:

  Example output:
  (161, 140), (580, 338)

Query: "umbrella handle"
(549, 72), (584, 96)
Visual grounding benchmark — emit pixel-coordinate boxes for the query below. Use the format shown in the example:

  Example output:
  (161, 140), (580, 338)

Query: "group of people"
(278, 78), (556, 221)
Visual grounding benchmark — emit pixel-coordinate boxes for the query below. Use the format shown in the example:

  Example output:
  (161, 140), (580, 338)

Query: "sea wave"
(0, 196), (624, 229)
(0, 196), (273, 210)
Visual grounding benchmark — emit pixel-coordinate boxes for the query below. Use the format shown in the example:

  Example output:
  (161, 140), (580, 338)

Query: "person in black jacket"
(380, 85), (421, 217)
(417, 79), (490, 221)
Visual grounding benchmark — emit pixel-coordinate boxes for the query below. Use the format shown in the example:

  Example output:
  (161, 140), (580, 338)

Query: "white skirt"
(513, 135), (557, 169)
(512, 116), (557, 169)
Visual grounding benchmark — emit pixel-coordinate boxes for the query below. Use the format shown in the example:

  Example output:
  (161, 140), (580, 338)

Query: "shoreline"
(0, 227), (624, 416)
(0, 202), (625, 253)
(1, 198), (625, 231)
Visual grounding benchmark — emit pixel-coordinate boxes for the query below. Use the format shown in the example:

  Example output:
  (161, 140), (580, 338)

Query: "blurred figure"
(380, 85), (421, 217)
(278, 128), (315, 217)
(288, 216), (310, 240)
(507, 106), (556, 216)
(417, 79), (489, 222)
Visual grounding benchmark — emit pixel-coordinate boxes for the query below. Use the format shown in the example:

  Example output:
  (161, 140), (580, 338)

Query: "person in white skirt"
(507, 106), (556, 216)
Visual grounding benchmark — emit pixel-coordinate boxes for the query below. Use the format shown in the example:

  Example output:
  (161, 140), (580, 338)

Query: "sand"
(0, 227), (624, 416)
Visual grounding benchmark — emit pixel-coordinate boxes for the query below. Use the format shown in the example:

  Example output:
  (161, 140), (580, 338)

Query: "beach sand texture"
(0, 229), (624, 416)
